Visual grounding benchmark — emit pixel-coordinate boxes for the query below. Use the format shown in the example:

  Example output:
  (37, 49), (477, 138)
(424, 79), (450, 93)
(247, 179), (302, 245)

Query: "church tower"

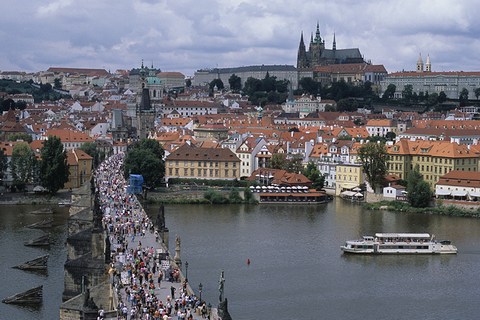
(297, 31), (308, 68)
(425, 54), (431, 72)
(135, 61), (157, 140)
(333, 32), (336, 51)
(416, 53), (424, 73)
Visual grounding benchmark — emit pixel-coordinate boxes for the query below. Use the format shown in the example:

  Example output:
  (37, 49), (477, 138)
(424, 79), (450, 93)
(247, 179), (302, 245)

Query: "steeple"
(314, 21), (321, 43)
(297, 31), (308, 68)
(333, 32), (336, 51)
(425, 54), (431, 72)
(416, 53), (424, 73)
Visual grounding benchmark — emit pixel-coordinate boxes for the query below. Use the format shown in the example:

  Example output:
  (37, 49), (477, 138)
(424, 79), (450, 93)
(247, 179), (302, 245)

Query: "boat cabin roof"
(375, 233), (431, 239)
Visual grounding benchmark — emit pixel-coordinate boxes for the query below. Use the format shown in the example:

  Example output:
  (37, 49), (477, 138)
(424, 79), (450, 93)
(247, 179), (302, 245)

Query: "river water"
(1, 200), (480, 319)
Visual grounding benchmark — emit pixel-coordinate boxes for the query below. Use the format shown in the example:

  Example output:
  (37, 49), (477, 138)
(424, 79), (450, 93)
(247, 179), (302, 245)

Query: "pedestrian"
(171, 286), (176, 299)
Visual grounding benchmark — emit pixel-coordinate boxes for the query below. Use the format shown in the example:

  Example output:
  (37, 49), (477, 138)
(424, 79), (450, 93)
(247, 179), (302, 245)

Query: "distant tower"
(297, 31), (308, 69)
(425, 54), (431, 72)
(332, 32), (336, 51)
(135, 61), (156, 140)
(416, 53), (424, 73)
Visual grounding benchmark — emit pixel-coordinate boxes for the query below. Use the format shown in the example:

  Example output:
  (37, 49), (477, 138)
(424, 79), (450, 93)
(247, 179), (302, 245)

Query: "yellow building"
(64, 149), (93, 189)
(165, 143), (240, 181)
(335, 163), (364, 195)
(387, 139), (478, 189)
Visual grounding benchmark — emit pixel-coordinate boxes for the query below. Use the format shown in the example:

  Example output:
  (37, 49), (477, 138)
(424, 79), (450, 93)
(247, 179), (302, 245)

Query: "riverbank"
(0, 190), (71, 205)
(365, 200), (480, 218)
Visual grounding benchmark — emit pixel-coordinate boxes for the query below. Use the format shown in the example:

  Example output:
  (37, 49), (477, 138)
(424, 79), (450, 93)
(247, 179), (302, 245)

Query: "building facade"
(380, 54), (480, 99)
(193, 65), (299, 90)
(387, 139), (479, 188)
(164, 143), (241, 181)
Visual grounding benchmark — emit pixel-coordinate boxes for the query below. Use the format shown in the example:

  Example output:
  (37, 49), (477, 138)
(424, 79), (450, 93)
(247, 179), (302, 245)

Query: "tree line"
(0, 136), (69, 194)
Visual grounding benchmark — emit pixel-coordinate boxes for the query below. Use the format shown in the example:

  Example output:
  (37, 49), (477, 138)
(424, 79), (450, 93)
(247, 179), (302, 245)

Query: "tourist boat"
(341, 233), (457, 254)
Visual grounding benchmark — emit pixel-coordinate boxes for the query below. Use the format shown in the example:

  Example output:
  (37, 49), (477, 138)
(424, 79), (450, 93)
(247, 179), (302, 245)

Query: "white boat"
(341, 233), (457, 254)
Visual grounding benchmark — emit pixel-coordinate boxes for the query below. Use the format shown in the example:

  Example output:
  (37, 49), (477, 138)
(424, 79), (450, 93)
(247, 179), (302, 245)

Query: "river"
(1, 200), (480, 319)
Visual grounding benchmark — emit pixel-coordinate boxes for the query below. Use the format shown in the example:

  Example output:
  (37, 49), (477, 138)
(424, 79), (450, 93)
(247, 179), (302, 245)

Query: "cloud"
(37, 0), (74, 17)
(0, 0), (479, 76)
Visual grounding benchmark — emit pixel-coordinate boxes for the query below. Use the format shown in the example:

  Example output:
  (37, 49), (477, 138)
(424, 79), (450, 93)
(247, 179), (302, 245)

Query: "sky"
(1, 0), (480, 77)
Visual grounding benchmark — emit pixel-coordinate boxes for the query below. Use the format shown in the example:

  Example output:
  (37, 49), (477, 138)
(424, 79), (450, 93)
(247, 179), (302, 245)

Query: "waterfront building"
(64, 149), (93, 189)
(335, 163), (364, 196)
(387, 139), (479, 188)
(297, 22), (364, 69)
(435, 170), (480, 201)
(164, 143), (241, 181)
(235, 136), (267, 179)
(380, 54), (480, 99)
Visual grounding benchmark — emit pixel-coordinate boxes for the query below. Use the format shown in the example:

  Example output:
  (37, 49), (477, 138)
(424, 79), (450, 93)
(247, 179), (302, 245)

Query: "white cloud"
(37, 0), (74, 17)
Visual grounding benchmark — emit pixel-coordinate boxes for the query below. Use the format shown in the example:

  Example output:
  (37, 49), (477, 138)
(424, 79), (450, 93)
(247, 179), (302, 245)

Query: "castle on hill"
(297, 22), (365, 69)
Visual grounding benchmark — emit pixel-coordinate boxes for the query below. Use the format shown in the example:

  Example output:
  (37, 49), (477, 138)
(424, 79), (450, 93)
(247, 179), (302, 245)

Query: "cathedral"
(297, 23), (365, 69)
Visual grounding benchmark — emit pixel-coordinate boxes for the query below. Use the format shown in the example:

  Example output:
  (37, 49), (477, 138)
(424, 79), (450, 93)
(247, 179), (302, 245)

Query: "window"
(225, 169), (229, 177)
(184, 168), (188, 175)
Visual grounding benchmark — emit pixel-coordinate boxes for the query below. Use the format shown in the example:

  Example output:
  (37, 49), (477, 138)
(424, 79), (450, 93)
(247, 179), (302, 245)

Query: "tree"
(16, 100), (27, 110)
(268, 153), (288, 170)
(407, 166), (432, 208)
(358, 142), (388, 192)
(209, 79), (224, 91)
(382, 84), (396, 100)
(402, 84), (413, 104)
(0, 149), (6, 185)
(475, 88), (480, 100)
(123, 139), (165, 191)
(385, 131), (396, 141)
(262, 72), (277, 92)
(299, 77), (320, 95)
(286, 154), (304, 174)
(10, 142), (36, 191)
(459, 88), (469, 105)
(228, 74), (242, 92)
(303, 161), (325, 190)
(243, 77), (263, 96)
(40, 136), (69, 194)
(8, 133), (32, 143)
(336, 98), (358, 112)
(54, 78), (62, 89)
(1, 98), (15, 112)
(427, 92), (439, 106)
(185, 78), (192, 88)
(438, 91), (447, 103)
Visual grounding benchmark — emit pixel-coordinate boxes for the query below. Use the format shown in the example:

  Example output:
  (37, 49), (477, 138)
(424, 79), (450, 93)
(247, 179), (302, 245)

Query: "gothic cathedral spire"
(333, 32), (336, 51)
(297, 31), (308, 68)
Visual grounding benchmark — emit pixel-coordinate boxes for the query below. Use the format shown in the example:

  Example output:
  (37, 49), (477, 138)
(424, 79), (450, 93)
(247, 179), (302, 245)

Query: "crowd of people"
(95, 154), (209, 320)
